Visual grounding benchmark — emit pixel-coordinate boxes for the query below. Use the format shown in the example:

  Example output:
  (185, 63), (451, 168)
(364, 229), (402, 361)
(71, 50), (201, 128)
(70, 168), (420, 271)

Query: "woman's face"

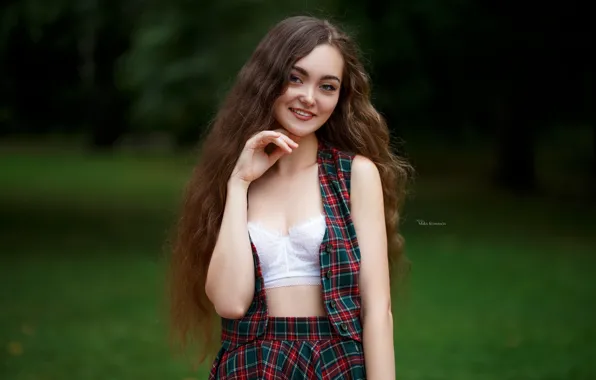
(273, 44), (344, 137)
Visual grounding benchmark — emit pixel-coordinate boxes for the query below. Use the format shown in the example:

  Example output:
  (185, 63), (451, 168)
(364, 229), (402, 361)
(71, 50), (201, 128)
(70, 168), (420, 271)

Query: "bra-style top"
(247, 214), (326, 289)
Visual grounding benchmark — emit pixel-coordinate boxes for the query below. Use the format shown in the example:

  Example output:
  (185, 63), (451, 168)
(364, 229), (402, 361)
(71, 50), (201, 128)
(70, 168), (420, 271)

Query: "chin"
(283, 127), (309, 137)
(282, 122), (323, 137)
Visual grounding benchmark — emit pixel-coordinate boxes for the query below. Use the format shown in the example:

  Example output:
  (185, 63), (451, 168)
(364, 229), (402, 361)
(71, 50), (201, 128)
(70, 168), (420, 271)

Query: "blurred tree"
(82, 0), (131, 149)
(0, 0), (592, 191)
(118, 0), (345, 146)
(0, 0), (77, 134)
(489, 2), (593, 191)
(470, 2), (539, 193)
(0, 0), (130, 147)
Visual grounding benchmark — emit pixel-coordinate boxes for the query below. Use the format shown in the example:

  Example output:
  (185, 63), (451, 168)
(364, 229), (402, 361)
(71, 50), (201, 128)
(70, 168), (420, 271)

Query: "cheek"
(274, 93), (290, 112)
(320, 96), (340, 115)
(274, 91), (294, 113)
(278, 87), (298, 102)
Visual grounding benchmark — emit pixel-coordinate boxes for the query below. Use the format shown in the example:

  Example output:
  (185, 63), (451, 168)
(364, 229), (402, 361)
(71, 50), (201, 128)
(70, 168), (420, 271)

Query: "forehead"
(293, 44), (344, 80)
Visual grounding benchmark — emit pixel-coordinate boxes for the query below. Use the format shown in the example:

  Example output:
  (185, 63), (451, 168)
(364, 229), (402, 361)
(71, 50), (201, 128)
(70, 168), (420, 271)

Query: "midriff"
(265, 285), (327, 317)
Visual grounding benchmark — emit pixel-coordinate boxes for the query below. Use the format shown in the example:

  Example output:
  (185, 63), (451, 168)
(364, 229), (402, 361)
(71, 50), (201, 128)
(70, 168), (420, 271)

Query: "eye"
(289, 74), (302, 83)
(321, 84), (337, 92)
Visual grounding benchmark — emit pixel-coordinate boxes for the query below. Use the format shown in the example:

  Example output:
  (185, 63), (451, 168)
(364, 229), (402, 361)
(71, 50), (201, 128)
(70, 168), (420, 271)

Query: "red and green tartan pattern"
(210, 140), (364, 378)
(211, 316), (365, 379)
(316, 140), (363, 342)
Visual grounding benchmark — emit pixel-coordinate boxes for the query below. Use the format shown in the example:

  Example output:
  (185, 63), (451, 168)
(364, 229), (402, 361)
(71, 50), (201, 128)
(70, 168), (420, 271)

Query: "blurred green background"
(1, 1), (595, 379)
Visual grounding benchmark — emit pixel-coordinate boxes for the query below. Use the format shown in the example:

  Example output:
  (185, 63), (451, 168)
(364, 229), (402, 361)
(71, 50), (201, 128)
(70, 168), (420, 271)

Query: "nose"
(299, 87), (315, 106)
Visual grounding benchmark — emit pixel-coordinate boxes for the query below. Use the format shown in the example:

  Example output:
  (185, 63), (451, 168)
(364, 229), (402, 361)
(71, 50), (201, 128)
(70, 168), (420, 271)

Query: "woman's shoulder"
(320, 141), (380, 193)
(351, 155), (381, 183)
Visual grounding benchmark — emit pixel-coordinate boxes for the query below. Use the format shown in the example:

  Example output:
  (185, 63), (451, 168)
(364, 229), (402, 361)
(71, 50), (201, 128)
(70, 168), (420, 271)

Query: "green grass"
(0, 146), (595, 379)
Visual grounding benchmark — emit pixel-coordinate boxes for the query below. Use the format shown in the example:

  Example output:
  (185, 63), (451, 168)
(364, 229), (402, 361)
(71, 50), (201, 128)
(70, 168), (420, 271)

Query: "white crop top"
(247, 214), (326, 289)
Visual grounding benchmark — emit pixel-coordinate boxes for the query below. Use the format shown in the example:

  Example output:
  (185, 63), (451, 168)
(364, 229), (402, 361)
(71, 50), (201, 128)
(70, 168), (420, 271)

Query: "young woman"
(169, 16), (412, 379)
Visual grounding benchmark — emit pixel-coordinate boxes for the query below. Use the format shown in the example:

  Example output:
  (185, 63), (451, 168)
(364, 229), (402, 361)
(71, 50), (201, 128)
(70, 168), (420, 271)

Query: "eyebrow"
(292, 65), (341, 83)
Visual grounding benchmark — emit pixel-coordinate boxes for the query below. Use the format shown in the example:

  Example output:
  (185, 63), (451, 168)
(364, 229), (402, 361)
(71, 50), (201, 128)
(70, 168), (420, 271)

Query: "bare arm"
(205, 179), (255, 319)
(205, 130), (299, 319)
(351, 155), (395, 379)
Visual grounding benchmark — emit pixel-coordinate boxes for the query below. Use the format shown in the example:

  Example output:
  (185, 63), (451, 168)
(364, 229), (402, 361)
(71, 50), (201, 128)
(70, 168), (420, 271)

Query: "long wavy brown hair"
(168, 15), (413, 362)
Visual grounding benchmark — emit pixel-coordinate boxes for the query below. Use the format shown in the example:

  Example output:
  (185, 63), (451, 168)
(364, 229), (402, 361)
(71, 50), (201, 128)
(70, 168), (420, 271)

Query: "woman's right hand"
(230, 130), (299, 187)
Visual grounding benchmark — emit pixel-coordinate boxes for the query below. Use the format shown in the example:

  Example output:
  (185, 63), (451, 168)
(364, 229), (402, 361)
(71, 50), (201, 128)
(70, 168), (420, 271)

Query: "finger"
(273, 128), (301, 143)
(279, 134), (299, 148)
(259, 132), (293, 153)
(251, 134), (292, 153)
(271, 136), (293, 153)
(267, 146), (288, 164)
(251, 133), (284, 149)
(247, 131), (281, 147)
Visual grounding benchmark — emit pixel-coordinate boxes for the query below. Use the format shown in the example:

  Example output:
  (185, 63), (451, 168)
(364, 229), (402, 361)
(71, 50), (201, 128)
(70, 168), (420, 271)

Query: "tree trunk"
(78, 0), (128, 149)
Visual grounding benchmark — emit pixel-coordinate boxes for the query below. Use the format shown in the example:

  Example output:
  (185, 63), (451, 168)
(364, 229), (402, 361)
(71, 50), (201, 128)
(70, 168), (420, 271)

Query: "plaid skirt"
(209, 316), (366, 379)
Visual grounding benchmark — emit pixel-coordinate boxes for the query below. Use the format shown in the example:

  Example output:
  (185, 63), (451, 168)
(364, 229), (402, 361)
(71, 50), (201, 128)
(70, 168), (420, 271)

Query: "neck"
(272, 133), (318, 175)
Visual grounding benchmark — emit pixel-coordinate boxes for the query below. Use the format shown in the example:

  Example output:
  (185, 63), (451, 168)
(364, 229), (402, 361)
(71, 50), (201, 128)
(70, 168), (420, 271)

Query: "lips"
(289, 107), (316, 121)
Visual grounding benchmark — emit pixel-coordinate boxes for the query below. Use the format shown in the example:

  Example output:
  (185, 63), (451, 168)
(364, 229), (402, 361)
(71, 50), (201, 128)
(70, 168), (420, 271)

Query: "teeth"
(292, 108), (312, 117)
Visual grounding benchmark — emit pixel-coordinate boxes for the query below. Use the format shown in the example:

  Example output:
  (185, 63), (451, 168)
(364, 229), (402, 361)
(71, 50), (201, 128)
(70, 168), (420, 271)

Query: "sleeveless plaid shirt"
(219, 139), (362, 350)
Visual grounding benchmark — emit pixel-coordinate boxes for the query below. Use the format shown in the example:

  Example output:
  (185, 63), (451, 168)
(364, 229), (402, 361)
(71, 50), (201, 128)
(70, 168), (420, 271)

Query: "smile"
(289, 108), (315, 118)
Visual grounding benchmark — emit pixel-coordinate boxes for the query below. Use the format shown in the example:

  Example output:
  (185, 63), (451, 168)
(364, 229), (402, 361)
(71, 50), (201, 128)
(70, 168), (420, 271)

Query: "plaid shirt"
(219, 139), (362, 351)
